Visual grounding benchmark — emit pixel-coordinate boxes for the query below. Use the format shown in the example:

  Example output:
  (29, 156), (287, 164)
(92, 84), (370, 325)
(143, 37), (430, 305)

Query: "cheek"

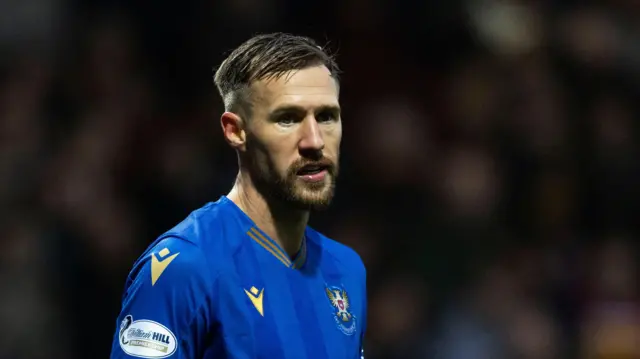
(261, 142), (296, 173)
(323, 127), (343, 154)
(248, 128), (293, 170)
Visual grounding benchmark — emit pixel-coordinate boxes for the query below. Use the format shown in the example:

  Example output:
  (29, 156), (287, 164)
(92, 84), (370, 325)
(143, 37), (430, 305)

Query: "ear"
(221, 111), (246, 151)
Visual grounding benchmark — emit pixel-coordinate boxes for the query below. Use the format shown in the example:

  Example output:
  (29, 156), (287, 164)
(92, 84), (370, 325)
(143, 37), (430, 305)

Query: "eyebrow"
(269, 104), (341, 118)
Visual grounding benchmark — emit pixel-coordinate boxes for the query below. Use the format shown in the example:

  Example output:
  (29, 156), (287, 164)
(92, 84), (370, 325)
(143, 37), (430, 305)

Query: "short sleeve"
(110, 237), (217, 359)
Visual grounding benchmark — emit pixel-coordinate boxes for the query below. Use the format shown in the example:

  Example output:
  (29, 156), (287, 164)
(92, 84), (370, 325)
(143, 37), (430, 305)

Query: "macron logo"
(150, 248), (180, 286)
(244, 286), (264, 316)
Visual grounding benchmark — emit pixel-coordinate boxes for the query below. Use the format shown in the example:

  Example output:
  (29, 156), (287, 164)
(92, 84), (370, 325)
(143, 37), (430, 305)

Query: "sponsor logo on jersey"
(244, 286), (265, 316)
(325, 285), (357, 336)
(151, 248), (180, 286)
(119, 315), (177, 358)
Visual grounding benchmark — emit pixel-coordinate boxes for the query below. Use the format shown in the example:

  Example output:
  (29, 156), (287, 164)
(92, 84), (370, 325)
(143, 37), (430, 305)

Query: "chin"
(288, 187), (335, 211)
(292, 200), (333, 211)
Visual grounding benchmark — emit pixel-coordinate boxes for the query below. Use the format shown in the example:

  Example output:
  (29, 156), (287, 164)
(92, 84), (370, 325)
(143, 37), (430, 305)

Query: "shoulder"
(126, 198), (243, 291)
(163, 199), (231, 248)
(149, 198), (242, 265)
(307, 227), (366, 279)
(126, 236), (217, 296)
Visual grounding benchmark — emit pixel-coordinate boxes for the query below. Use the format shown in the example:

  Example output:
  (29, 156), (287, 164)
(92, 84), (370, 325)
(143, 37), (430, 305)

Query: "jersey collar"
(222, 196), (308, 269)
(246, 226), (307, 269)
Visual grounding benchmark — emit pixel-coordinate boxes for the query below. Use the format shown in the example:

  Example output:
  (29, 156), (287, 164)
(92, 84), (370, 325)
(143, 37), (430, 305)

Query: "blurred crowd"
(1, 0), (639, 358)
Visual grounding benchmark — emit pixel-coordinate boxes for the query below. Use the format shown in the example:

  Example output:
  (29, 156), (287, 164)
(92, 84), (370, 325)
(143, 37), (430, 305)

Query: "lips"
(296, 163), (328, 176)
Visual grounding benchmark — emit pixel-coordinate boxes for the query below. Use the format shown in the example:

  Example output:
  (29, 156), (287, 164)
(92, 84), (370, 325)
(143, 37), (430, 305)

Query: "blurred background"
(1, 0), (640, 358)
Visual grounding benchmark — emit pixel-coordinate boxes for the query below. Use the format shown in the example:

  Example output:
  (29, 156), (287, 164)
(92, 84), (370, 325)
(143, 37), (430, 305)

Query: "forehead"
(252, 65), (339, 111)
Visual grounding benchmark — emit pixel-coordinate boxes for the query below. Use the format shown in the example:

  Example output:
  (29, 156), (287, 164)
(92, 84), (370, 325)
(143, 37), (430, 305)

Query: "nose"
(298, 116), (325, 153)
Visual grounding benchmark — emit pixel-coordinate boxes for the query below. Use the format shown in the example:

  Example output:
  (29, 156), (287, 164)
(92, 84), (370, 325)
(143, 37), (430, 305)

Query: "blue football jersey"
(110, 196), (367, 359)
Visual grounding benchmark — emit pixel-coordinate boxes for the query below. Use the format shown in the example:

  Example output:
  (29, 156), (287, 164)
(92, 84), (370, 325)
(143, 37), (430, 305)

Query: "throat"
(267, 211), (308, 258)
(227, 182), (309, 258)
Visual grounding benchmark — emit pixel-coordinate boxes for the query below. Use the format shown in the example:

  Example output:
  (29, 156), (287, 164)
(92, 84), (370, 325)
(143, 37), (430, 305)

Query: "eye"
(316, 111), (338, 123)
(277, 114), (298, 126)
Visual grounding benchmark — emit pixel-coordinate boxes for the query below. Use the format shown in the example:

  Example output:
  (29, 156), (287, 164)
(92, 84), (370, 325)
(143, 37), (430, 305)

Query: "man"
(110, 33), (367, 359)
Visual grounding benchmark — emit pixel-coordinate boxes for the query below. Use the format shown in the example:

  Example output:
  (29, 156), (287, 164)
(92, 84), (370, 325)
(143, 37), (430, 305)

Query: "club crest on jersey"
(325, 285), (357, 336)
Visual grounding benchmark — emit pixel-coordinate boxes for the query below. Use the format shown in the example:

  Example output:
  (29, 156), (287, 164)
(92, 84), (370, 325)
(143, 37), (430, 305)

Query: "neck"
(227, 172), (309, 258)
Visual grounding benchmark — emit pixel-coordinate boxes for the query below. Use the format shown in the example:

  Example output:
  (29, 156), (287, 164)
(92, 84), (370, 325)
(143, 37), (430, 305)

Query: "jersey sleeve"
(110, 236), (217, 359)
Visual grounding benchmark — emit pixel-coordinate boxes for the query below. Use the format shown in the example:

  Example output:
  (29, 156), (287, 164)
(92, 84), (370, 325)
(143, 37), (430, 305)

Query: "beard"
(248, 150), (339, 211)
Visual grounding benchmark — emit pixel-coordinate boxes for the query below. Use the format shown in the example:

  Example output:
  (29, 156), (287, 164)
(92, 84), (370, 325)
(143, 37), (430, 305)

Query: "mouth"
(296, 163), (330, 182)
(296, 164), (328, 176)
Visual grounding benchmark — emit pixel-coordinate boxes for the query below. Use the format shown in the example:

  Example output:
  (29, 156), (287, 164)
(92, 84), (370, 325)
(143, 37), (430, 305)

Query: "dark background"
(1, 0), (639, 358)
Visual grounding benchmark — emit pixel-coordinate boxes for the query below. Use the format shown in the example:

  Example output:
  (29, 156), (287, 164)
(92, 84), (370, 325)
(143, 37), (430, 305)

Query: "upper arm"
(110, 237), (217, 359)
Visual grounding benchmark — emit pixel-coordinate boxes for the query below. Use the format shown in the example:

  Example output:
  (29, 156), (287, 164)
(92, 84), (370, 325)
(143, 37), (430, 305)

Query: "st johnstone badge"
(325, 285), (357, 336)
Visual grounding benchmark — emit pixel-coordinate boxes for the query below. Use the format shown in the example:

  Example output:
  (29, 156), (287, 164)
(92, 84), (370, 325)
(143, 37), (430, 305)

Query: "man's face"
(244, 65), (342, 210)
